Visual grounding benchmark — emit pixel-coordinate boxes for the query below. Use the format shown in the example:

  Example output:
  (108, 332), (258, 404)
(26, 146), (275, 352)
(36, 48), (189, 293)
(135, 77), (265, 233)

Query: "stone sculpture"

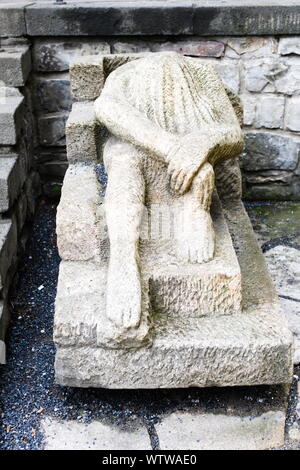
(94, 52), (243, 343)
(54, 52), (293, 388)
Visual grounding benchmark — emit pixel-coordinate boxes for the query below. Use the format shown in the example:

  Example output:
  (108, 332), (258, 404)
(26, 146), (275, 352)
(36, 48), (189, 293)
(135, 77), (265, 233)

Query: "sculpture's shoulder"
(184, 57), (224, 88)
(102, 54), (168, 94)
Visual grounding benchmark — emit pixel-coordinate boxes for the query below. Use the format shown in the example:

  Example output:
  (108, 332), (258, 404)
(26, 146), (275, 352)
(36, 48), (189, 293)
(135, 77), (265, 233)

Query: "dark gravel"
(0, 199), (299, 450)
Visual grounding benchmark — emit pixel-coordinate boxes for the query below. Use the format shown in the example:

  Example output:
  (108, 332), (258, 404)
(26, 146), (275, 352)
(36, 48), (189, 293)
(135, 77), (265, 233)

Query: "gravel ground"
(0, 198), (299, 450)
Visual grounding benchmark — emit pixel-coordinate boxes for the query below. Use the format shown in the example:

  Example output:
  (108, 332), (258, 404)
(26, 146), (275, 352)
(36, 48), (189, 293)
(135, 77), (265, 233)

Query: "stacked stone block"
(0, 39), (40, 363)
(31, 35), (300, 200)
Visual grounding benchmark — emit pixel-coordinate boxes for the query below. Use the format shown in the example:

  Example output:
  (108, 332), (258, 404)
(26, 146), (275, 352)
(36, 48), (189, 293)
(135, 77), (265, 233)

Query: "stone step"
(0, 94), (24, 145)
(0, 219), (17, 295)
(0, 2), (27, 38)
(0, 45), (31, 87)
(0, 300), (8, 364)
(0, 154), (27, 213)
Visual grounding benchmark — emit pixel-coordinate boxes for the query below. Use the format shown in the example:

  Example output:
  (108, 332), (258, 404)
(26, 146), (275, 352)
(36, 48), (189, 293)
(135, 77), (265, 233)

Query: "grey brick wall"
(31, 36), (300, 200)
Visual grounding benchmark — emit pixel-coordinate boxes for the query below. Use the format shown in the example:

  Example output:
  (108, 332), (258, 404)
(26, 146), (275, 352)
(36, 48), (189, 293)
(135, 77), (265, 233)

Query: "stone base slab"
(54, 200), (293, 388)
(55, 308), (292, 388)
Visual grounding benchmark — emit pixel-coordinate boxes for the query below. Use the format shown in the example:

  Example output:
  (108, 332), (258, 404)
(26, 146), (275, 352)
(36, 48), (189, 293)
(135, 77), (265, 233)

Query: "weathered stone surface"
(241, 132), (300, 172)
(55, 50), (294, 386)
(0, 220), (17, 294)
(0, 339), (5, 364)
(41, 417), (151, 450)
(0, 154), (27, 213)
(0, 46), (31, 87)
(279, 37), (300, 56)
(0, 95), (24, 145)
(244, 58), (287, 93)
(156, 410), (286, 450)
(297, 382), (300, 420)
(55, 305), (293, 388)
(0, 299), (8, 363)
(280, 298), (300, 364)
(152, 40), (225, 57)
(225, 37), (277, 60)
(33, 39), (110, 72)
(0, 157), (17, 213)
(255, 95), (285, 129)
(240, 94), (256, 126)
(112, 40), (225, 57)
(33, 74), (72, 114)
(193, 2), (300, 36)
(214, 61), (240, 94)
(66, 102), (101, 163)
(55, 199), (293, 388)
(243, 170), (292, 185)
(56, 164), (104, 262)
(37, 112), (67, 147)
(285, 97), (300, 132)
(265, 245), (300, 364)
(70, 55), (105, 101)
(244, 183), (294, 201)
(37, 147), (67, 165)
(0, 3), (27, 37)
(25, 2), (195, 37)
(111, 41), (151, 55)
(57, 188), (242, 320)
(288, 421), (300, 443)
(275, 59), (300, 95)
(0, 1), (297, 40)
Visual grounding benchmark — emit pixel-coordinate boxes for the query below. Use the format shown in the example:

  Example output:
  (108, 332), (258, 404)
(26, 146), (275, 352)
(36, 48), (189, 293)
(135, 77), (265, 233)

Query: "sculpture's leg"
(104, 138), (145, 329)
(176, 162), (215, 263)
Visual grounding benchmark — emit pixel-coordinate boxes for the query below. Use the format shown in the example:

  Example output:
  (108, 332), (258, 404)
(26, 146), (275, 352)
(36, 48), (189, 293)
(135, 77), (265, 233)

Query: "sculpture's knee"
(191, 163), (214, 211)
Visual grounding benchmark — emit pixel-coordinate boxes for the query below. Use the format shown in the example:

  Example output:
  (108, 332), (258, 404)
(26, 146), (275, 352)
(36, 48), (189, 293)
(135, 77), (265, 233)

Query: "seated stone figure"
(94, 52), (243, 334)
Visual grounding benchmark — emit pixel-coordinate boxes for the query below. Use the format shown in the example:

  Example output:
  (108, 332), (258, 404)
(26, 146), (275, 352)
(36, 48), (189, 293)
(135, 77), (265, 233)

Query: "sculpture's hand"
(166, 136), (208, 195)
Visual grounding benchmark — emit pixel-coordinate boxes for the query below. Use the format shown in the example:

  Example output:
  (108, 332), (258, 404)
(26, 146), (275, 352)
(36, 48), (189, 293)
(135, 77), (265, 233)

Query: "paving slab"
(156, 410), (286, 450)
(265, 246), (300, 364)
(41, 417), (151, 450)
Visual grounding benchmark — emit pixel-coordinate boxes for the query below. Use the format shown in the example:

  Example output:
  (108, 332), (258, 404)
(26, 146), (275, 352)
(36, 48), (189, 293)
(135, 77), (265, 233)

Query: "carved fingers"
(168, 161), (198, 196)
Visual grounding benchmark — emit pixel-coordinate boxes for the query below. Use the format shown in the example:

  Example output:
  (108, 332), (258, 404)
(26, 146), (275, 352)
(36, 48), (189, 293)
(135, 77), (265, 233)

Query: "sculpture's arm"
(224, 86), (243, 127)
(94, 87), (176, 164)
(95, 74), (243, 195)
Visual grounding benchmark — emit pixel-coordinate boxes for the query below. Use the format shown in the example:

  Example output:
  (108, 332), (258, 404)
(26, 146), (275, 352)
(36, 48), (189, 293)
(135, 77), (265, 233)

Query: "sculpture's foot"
(176, 209), (215, 263)
(106, 246), (142, 330)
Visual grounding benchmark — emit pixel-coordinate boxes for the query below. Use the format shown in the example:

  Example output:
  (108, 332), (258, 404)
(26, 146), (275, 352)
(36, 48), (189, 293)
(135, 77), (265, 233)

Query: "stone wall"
(0, 37), (40, 362)
(1, 2), (300, 200)
(31, 35), (300, 200)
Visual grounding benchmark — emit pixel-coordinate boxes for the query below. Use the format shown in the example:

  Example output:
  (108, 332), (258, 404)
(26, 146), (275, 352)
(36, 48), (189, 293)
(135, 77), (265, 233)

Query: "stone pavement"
(0, 200), (299, 450)
(246, 202), (300, 364)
